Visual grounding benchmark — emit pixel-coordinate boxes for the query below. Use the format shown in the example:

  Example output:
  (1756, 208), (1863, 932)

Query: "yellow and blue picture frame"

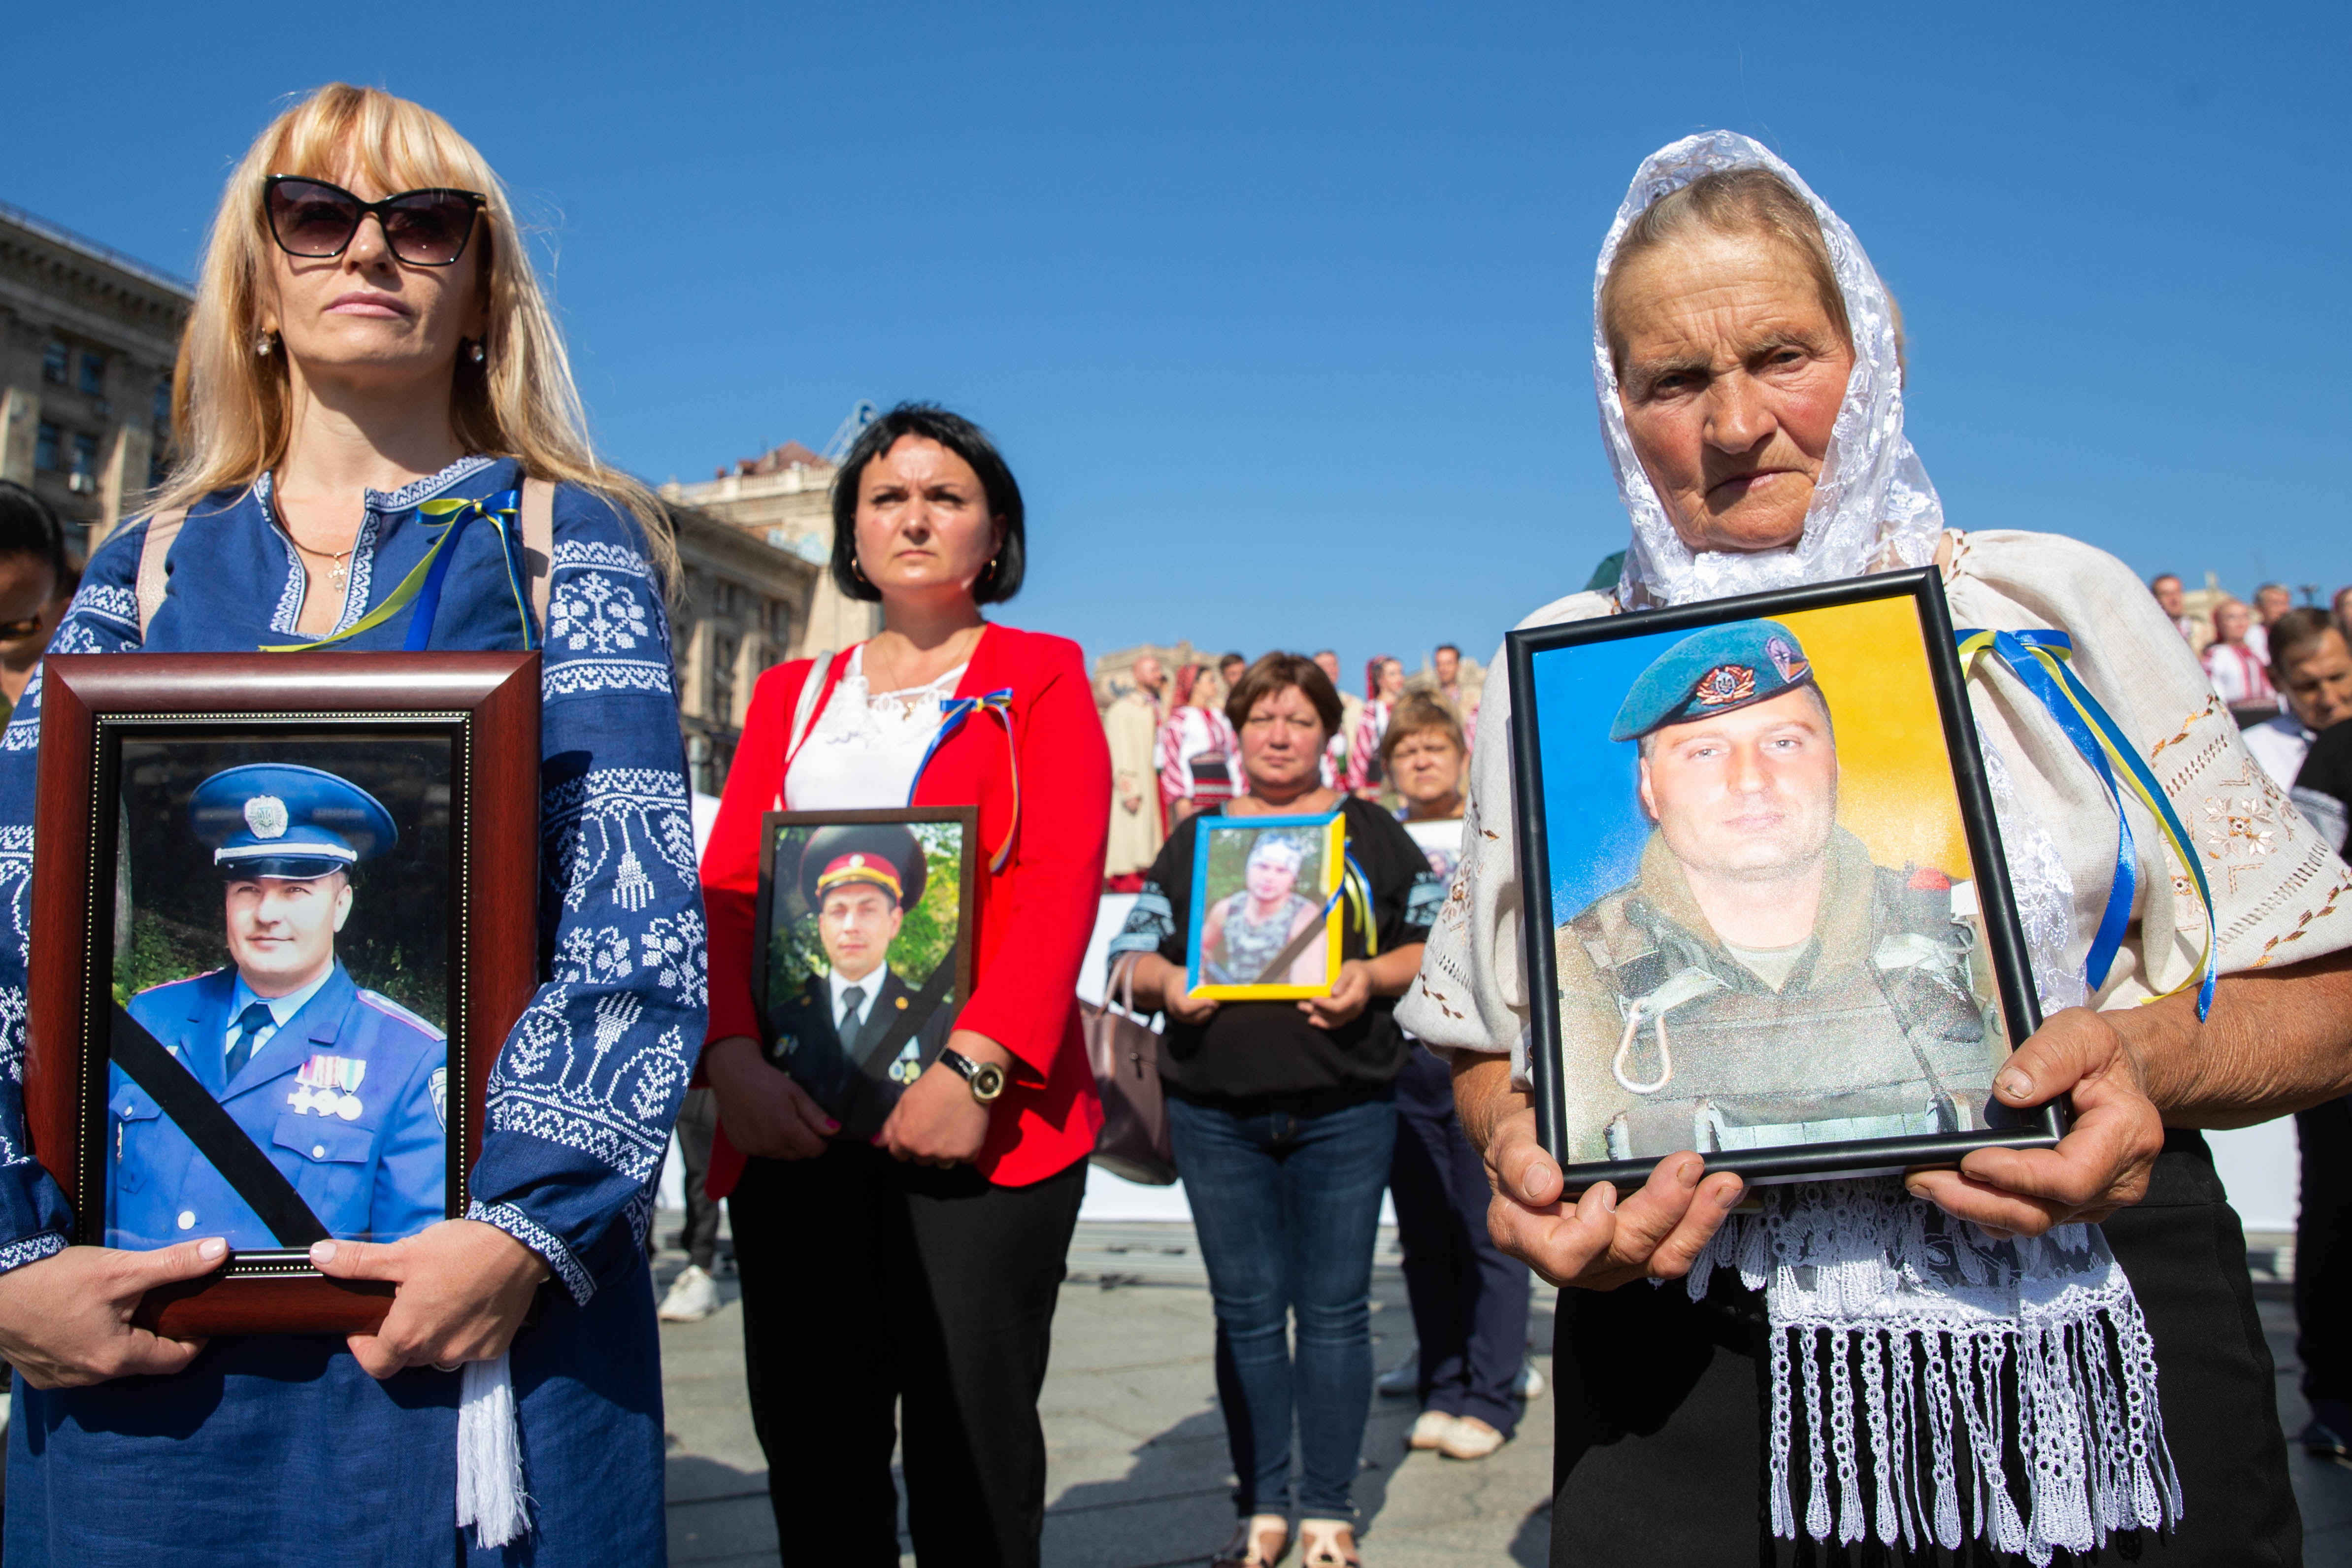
(1186, 810), (1347, 1000)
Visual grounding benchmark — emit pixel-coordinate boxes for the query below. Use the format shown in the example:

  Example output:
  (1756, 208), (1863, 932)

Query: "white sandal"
(1211, 1514), (1291, 1568)
(1298, 1517), (1360, 1568)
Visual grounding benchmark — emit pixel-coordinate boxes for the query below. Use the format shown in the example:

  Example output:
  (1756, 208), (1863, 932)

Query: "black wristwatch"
(938, 1048), (1006, 1104)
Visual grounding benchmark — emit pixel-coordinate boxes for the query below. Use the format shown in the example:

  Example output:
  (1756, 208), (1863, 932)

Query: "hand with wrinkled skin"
(1903, 1007), (2165, 1238)
(872, 1029), (1008, 1168)
(309, 1219), (549, 1379)
(1456, 1055), (1744, 1290)
(0, 1238), (224, 1388)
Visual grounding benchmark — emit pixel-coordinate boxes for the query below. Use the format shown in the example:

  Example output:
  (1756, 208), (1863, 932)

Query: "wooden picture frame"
(753, 806), (981, 1135)
(1505, 569), (2063, 1188)
(27, 652), (540, 1335)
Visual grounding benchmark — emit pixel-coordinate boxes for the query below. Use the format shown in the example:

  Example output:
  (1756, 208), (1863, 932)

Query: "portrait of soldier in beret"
(1552, 619), (2001, 1165)
(109, 763), (447, 1251)
(764, 822), (959, 1133)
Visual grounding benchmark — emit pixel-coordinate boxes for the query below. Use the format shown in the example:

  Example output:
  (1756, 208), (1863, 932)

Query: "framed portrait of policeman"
(754, 808), (980, 1135)
(1505, 569), (2063, 1188)
(25, 653), (540, 1334)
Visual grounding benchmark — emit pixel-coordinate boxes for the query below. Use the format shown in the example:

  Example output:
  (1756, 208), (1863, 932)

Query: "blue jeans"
(1168, 1089), (1397, 1519)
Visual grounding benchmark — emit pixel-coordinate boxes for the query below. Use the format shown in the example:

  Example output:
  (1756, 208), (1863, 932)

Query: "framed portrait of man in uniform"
(26, 653), (540, 1334)
(1505, 570), (2062, 1187)
(754, 807), (979, 1135)
(1186, 810), (1347, 1001)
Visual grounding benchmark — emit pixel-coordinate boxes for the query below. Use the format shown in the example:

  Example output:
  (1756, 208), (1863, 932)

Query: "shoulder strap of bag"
(134, 506), (190, 638)
(519, 477), (554, 636)
(108, 1004), (330, 1247)
(769, 648), (838, 811)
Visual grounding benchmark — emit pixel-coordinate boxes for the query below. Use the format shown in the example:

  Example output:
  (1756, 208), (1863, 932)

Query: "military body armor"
(1552, 830), (2002, 1166)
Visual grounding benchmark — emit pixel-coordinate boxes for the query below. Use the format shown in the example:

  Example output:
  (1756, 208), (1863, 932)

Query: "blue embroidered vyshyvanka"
(0, 456), (706, 1566)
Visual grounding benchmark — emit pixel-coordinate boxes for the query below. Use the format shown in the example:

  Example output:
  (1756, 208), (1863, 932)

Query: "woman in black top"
(1111, 652), (1439, 1568)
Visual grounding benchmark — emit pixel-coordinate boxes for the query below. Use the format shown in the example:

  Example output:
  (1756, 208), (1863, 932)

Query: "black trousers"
(1389, 1050), (1532, 1434)
(1548, 1134), (2301, 1567)
(2297, 1096), (2352, 1420)
(671, 1087), (720, 1270)
(729, 1142), (1088, 1568)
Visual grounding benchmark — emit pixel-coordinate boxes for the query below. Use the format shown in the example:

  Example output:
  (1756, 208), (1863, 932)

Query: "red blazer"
(701, 623), (1110, 1192)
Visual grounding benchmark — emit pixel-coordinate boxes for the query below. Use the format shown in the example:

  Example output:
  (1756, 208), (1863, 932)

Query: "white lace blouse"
(783, 645), (969, 811)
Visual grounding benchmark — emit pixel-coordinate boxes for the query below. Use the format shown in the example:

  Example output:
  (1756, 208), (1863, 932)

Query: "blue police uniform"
(113, 963), (446, 1250)
(109, 760), (445, 1249)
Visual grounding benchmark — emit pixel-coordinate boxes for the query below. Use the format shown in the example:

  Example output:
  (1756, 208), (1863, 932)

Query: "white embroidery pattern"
(255, 473), (306, 635)
(0, 674), (39, 751)
(544, 769), (696, 914)
(548, 572), (652, 656)
(550, 539), (653, 575)
(330, 511), (381, 636)
(466, 1199), (591, 1304)
(69, 581), (139, 629)
(0, 1233), (64, 1276)
(485, 982), (685, 1192)
(641, 912), (709, 1009)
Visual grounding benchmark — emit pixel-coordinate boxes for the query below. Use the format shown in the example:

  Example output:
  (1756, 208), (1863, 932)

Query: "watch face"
(971, 1063), (1006, 1101)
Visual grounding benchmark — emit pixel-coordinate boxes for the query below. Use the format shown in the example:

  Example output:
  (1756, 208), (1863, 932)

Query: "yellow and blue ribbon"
(910, 688), (1020, 872)
(261, 489), (536, 654)
(1956, 628), (2216, 1019)
(1342, 852), (1378, 958)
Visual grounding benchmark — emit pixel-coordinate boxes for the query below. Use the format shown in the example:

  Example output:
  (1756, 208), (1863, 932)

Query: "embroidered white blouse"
(784, 645), (968, 811)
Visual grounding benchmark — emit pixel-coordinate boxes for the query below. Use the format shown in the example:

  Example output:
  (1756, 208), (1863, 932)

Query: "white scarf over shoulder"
(1401, 130), (2352, 1563)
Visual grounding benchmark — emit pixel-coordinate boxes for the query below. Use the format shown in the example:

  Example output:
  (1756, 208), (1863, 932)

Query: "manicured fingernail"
(1997, 1070), (2032, 1100)
(309, 1240), (336, 1265)
(824, 1119), (840, 1132)
(198, 1237), (227, 1262)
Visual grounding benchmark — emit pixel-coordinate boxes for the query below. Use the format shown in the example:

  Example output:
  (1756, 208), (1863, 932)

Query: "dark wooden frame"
(753, 804), (981, 1065)
(1505, 569), (2064, 1189)
(27, 653), (540, 1335)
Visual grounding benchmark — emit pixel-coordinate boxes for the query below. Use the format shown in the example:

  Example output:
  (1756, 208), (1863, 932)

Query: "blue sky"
(6, 3), (2345, 681)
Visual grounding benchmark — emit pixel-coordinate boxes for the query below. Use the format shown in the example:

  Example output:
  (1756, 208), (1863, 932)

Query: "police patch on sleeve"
(429, 1066), (447, 1130)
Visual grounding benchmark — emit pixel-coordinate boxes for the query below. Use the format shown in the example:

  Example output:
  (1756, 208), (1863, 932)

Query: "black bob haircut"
(829, 402), (1026, 606)
(0, 481), (66, 578)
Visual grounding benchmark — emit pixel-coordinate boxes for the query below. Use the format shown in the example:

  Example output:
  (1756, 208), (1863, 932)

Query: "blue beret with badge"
(1609, 618), (1818, 742)
(190, 763), (398, 881)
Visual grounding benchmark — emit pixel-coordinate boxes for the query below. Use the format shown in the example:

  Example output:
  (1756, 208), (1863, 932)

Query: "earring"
(467, 339), (486, 366)
(255, 332), (274, 358)
(849, 556), (868, 583)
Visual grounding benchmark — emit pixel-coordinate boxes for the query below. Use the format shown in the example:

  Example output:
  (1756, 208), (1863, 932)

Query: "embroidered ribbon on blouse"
(260, 490), (537, 653)
(910, 688), (1020, 873)
(1956, 628), (2217, 1018)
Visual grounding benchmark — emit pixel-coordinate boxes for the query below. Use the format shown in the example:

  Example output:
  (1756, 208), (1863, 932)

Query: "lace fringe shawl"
(1689, 1183), (2181, 1565)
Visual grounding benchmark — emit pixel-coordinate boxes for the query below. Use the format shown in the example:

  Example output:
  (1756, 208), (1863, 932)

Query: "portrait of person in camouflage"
(1539, 615), (2013, 1166)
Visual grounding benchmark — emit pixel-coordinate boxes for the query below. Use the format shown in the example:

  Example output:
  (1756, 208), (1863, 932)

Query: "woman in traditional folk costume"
(1404, 132), (2352, 1565)
(0, 84), (702, 1566)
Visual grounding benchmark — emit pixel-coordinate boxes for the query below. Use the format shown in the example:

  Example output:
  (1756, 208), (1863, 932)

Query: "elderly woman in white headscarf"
(1401, 132), (2352, 1567)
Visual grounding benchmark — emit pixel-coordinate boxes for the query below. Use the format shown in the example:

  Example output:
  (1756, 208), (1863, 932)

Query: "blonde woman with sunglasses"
(0, 85), (700, 1567)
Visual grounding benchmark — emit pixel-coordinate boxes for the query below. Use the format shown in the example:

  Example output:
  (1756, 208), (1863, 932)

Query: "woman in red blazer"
(699, 404), (1108, 1568)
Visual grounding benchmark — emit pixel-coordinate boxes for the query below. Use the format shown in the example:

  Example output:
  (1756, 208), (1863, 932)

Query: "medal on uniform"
(288, 1052), (367, 1119)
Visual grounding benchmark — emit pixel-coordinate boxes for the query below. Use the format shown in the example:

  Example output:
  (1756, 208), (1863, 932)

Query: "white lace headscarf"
(1587, 133), (2179, 1564)
(1595, 131), (1945, 609)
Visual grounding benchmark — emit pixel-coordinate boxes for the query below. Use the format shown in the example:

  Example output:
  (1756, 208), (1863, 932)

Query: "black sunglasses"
(264, 175), (486, 267)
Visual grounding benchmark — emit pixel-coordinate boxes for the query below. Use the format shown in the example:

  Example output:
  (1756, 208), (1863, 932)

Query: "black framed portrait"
(27, 653), (540, 1334)
(754, 807), (980, 1134)
(1505, 569), (2063, 1188)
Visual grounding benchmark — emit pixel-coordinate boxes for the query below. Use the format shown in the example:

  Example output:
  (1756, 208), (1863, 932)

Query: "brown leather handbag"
(1084, 954), (1176, 1185)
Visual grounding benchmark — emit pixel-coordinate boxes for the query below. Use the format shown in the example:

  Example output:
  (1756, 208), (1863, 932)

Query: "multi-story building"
(0, 201), (192, 560)
(666, 500), (827, 794)
(660, 440), (880, 660)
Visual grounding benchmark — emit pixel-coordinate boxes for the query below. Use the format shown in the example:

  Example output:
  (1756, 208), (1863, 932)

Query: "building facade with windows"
(660, 440), (880, 659)
(0, 201), (191, 559)
(666, 501), (831, 796)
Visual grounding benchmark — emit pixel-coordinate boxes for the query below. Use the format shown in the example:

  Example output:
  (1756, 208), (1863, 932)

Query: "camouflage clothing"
(1553, 824), (2000, 1165)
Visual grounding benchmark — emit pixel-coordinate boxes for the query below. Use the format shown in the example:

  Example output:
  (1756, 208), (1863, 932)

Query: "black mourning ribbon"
(849, 959), (960, 1077)
(107, 1003), (331, 1248)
